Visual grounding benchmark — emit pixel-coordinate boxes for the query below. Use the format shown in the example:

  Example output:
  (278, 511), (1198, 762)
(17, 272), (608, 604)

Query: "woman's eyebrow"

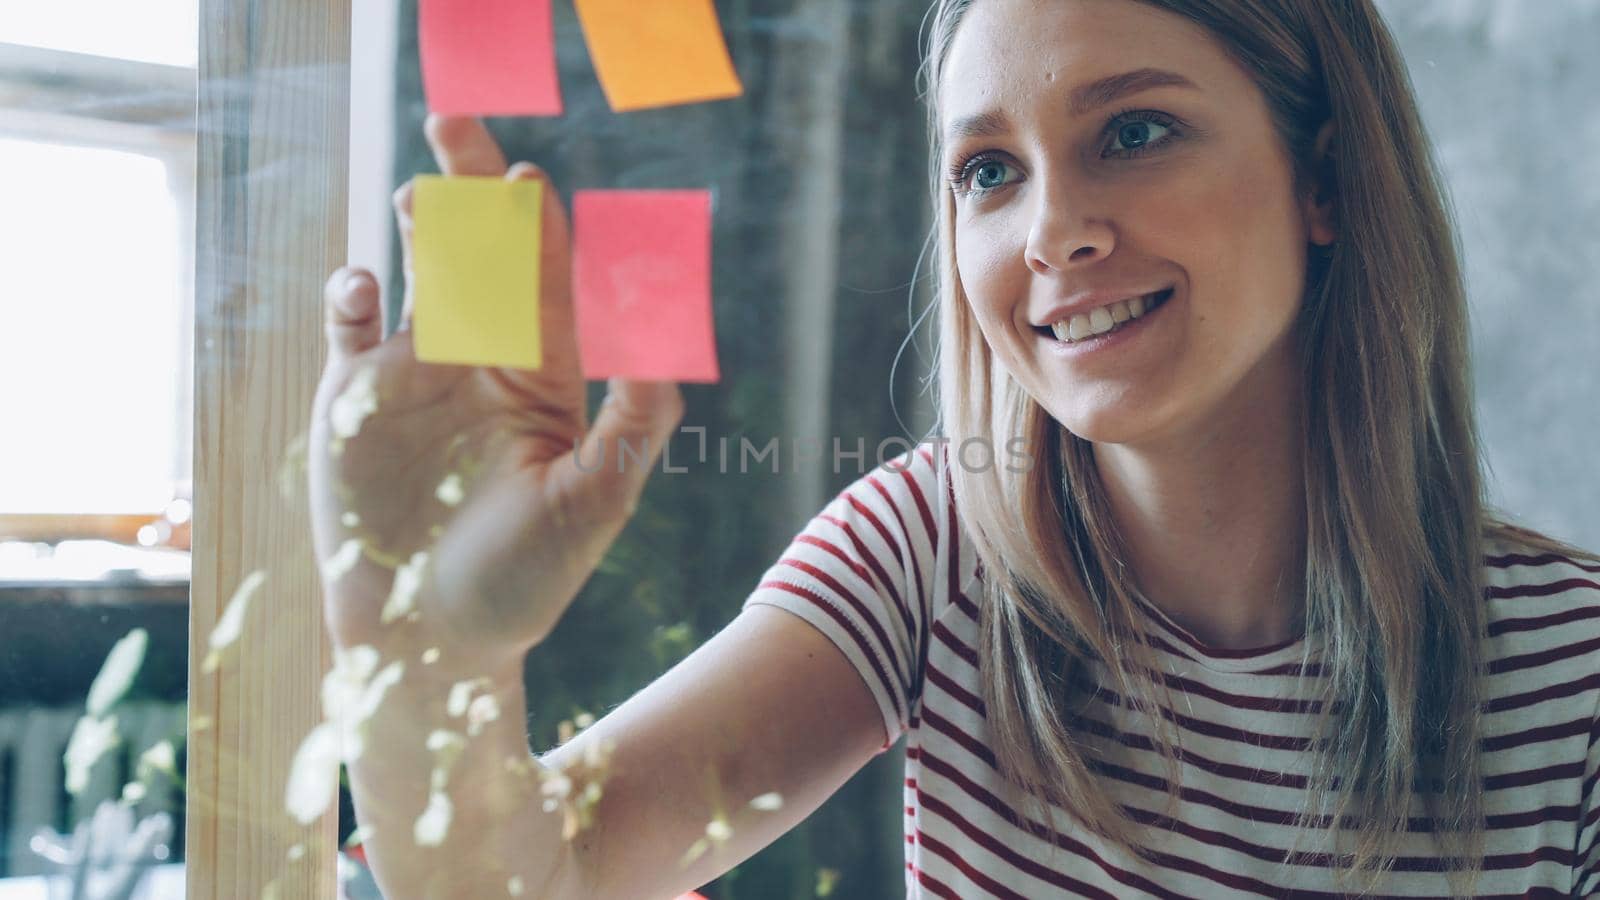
(1067, 67), (1199, 116)
(944, 67), (1199, 141)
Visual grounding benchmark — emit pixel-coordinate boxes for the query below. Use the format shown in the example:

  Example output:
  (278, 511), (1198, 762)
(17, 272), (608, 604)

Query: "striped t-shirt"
(742, 443), (1600, 897)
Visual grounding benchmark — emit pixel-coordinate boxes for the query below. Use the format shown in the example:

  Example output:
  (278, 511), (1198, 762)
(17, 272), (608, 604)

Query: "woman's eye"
(1105, 115), (1175, 157)
(971, 159), (1013, 191)
(949, 156), (1020, 196)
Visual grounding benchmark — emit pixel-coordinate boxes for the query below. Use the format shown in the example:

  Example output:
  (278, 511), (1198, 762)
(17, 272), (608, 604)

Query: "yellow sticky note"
(412, 175), (542, 370)
(575, 0), (744, 112)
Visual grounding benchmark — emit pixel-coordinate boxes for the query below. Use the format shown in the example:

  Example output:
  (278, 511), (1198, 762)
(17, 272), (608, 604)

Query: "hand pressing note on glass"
(304, 115), (887, 900)
(304, 115), (684, 898)
(308, 115), (685, 673)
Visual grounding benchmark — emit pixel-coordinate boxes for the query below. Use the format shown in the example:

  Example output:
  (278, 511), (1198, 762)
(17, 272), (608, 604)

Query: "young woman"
(309, 0), (1600, 896)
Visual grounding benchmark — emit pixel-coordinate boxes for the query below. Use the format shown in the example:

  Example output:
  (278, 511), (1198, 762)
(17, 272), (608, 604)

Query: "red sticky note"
(419, 0), (563, 116)
(573, 190), (720, 383)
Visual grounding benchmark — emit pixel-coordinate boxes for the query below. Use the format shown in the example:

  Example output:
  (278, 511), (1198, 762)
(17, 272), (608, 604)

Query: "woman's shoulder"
(1481, 526), (1600, 603)
(831, 438), (951, 526)
(1479, 526), (1600, 681)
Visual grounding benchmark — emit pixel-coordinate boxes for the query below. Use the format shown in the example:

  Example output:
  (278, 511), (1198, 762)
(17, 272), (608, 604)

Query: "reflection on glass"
(0, 6), (194, 898)
(0, 139), (184, 515)
(0, 0), (197, 68)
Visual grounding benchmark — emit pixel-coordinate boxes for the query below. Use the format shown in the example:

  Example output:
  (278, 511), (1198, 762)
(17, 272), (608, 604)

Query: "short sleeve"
(741, 444), (942, 751)
(1575, 690), (1600, 895)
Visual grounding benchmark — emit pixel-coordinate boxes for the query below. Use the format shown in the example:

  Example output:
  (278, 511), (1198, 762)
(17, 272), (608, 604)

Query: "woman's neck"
(1091, 361), (1307, 651)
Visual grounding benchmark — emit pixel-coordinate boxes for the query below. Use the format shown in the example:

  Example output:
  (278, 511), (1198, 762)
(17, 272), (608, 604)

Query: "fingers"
(506, 160), (571, 237)
(324, 267), (383, 362)
(425, 114), (509, 177)
(567, 378), (686, 521)
(505, 159), (573, 315)
(393, 117), (511, 332)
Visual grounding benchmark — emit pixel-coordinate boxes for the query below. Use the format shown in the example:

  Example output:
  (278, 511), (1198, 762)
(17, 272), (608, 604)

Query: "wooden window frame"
(185, 1), (350, 895)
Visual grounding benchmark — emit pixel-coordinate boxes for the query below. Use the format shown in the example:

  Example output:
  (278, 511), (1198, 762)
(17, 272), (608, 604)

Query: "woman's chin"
(1048, 406), (1159, 447)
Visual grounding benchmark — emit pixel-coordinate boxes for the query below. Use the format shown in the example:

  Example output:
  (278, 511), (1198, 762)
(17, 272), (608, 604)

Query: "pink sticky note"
(573, 190), (720, 383)
(419, 0), (563, 116)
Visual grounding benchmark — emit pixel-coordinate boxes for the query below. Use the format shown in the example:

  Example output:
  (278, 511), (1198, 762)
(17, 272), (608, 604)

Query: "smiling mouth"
(1033, 288), (1174, 344)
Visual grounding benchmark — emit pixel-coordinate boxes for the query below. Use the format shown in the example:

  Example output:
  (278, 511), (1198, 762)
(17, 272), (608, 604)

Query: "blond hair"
(915, 1), (1598, 895)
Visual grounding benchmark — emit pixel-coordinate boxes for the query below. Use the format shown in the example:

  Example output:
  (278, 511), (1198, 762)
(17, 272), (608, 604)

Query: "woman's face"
(941, 0), (1334, 450)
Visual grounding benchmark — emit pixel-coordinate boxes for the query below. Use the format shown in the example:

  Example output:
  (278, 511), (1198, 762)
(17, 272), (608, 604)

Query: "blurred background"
(0, 0), (1596, 897)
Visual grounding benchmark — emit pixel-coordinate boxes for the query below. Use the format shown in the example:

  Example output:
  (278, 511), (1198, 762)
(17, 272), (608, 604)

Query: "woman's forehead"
(938, 2), (1230, 136)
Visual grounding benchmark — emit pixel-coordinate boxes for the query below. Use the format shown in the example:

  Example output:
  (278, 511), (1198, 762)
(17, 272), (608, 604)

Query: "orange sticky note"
(419, 0), (563, 116)
(573, 190), (719, 383)
(574, 0), (743, 112)
(412, 175), (543, 370)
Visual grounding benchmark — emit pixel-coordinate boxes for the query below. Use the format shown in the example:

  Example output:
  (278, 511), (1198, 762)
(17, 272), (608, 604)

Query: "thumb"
(323, 267), (383, 361)
(562, 378), (685, 521)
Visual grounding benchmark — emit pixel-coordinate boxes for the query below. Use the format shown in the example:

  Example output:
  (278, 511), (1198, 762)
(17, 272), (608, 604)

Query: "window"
(0, 13), (196, 542)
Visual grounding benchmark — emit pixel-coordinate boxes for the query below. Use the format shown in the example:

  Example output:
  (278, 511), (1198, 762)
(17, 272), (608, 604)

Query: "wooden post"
(188, 0), (350, 896)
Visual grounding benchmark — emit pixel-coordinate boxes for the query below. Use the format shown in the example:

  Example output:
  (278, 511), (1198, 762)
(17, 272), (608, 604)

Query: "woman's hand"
(307, 115), (685, 677)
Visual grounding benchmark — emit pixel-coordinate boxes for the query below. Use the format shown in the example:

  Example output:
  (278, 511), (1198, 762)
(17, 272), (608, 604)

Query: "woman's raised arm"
(308, 116), (888, 899)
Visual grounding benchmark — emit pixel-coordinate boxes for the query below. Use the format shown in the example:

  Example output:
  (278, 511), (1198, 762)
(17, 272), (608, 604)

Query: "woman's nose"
(1023, 179), (1114, 274)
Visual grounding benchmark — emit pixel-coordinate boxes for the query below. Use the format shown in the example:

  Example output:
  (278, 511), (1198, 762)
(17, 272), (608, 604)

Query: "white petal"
(336, 645), (380, 681)
(339, 660), (405, 762)
(426, 729), (467, 782)
(426, 729), (466, 754)
(320, 539), (364, 583)
(580, 735), (614, 770)
(380, 551), (429, 625)
(344, 824), (374, 849)
(138, 739), (177, 777)
(435, 472), (465, 507)
(446, 678), (487, 718)
(466, 694), (501, 736)
(413, 791), (453, 846)
(204, 570), (266, 674)
(540, 772), (572, 799)
(321, 644), (382, 723)
(285, 722), (340, 824)
(679, 837), (709, 868)
(748, 792), (783, 811)
(329, 365), (379, 440)
(87, 628), (148, 717)
(64, 715), (121, 795)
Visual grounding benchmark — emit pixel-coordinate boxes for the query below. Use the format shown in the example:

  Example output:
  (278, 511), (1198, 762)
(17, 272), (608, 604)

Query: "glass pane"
(0, 139), (185, 515)
(0, 34), (193, 900)
(329, 2), (1599, 898)
(0, 0), (197, 68)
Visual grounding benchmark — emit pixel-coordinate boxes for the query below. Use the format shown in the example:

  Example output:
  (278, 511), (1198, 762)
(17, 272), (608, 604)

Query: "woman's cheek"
(957, 228), (1015, 305)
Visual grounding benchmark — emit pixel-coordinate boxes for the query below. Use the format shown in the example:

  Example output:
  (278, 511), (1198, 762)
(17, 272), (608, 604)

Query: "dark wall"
(387, 3), (940, 897)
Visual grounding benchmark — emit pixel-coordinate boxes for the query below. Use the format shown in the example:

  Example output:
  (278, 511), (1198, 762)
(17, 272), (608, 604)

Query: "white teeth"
(1044, 290), (1166, 343)
(1088, 306), (1115, 335)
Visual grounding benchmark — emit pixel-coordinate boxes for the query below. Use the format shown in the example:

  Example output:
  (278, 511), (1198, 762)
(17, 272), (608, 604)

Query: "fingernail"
(344, 271), (370, 294)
